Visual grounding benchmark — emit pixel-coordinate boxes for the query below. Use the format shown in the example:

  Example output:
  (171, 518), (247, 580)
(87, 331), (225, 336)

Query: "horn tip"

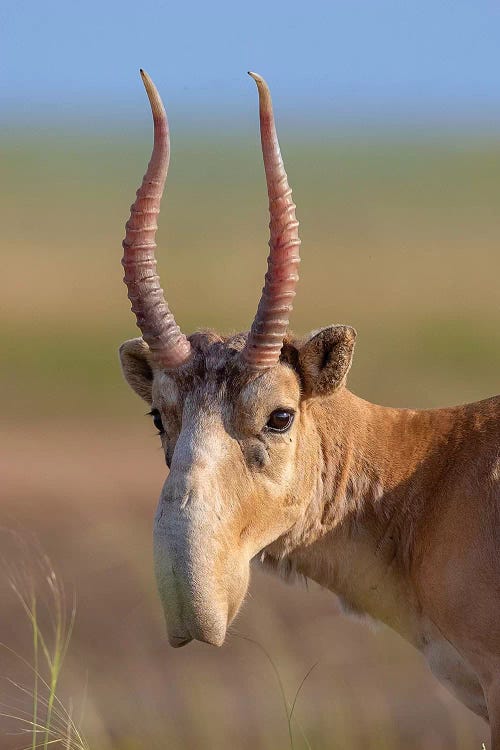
(139, 69), (165, 119)
(248, 71), (264, 84)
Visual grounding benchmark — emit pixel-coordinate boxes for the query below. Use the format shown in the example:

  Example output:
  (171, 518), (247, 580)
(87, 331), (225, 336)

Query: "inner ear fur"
(119, 338), (154, 404)
(282, 325), (356, 397)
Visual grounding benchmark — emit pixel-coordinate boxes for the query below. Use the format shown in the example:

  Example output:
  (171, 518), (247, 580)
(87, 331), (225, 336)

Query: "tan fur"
(119, 325), (500, 743)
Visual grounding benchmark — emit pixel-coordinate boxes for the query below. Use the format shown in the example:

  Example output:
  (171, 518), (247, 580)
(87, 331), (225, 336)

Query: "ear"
(119, 338), (154, 404)
(283, 325), (356, 397)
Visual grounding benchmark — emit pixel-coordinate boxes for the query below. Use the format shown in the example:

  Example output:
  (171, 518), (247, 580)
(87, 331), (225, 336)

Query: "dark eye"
(266, 409), (294, 433)
(149, 408), (165, 435)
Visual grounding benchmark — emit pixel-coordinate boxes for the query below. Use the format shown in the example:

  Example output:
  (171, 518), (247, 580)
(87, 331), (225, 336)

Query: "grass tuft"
(0, 534), (89, 750)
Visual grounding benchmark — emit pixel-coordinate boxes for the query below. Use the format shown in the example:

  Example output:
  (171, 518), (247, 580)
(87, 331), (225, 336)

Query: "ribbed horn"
(122, 70), (191, 368)
(241, 72), (301, 370)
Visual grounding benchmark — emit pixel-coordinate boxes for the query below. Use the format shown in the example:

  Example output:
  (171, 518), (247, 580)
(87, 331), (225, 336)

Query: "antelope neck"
(289, 391), (460, 643)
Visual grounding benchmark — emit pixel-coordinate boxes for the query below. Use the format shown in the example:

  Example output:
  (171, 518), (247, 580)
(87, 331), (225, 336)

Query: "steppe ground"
(1, 130), (499, 748)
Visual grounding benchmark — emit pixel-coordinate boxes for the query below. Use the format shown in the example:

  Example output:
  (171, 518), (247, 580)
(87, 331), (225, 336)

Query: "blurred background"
(1, 1), (500, 748)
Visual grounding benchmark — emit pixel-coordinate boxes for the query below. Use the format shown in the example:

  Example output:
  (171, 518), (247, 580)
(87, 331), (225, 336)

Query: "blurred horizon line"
(4, 84), (500, 138)
(3, 105), (500, 140)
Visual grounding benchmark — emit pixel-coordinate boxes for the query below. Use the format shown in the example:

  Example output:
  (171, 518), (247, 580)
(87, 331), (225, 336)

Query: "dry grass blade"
(0, 533), (90, 750)
(289, 663), (318, 750)
(232, 632), (317, 750)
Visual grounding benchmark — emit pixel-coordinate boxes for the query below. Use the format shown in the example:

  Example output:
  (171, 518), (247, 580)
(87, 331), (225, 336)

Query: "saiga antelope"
(119, 71), (500, 744)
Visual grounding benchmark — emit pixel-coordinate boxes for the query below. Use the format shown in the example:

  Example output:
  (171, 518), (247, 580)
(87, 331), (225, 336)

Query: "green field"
(2, 132), (500, 416)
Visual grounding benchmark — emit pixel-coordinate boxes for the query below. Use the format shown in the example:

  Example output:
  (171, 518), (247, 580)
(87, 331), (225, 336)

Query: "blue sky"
(2, 0), (500, 129)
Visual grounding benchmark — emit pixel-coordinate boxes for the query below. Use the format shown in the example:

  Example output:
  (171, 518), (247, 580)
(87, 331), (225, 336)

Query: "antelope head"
(119, 71), (356, 647)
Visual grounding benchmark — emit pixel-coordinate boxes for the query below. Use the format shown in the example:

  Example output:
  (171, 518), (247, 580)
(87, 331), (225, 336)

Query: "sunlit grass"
(0, 538), (89, 750)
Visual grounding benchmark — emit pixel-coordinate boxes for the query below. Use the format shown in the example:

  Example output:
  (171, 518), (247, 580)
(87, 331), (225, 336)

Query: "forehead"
(152, 332), (300, 409)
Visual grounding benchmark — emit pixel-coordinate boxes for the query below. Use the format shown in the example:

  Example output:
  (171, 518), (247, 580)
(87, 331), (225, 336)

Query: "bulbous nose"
(152, 427), (251, 649)
(157, 555), (230, 648)
(153, 499), (233, 649)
